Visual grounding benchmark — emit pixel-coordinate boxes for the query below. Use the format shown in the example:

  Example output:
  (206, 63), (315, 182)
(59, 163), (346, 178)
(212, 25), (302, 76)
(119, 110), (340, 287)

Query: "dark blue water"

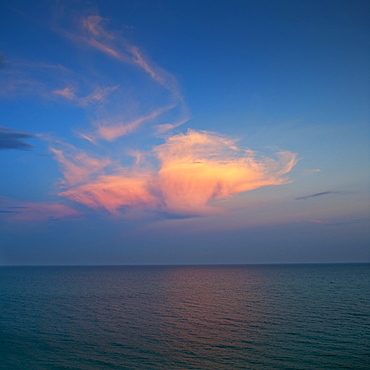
(0, 264), (369, 369)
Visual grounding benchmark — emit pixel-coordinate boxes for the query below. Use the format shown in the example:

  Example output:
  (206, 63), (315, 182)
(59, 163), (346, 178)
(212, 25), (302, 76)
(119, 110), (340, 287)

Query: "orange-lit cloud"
(155, 130), (297, 215)
(60, 175), (160, 215)
(54, 130), (297, 217)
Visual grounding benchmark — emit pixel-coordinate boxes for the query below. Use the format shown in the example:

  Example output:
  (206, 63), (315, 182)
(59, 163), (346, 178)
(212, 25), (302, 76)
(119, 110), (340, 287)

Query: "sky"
(0, 0), (369, 265)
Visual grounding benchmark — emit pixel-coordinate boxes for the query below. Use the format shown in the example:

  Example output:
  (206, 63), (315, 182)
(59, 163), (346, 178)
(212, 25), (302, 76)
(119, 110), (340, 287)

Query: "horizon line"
(1, 262), (369, 267)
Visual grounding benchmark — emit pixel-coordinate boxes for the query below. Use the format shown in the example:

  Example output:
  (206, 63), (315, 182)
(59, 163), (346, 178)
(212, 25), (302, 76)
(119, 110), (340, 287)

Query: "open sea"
(0, 264), (369, 369)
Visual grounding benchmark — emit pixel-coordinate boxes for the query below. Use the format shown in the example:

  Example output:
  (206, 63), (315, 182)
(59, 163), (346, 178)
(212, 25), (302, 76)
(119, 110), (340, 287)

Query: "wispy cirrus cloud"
(52, 85), (118, 107)
(69, 15), (182, 96)
(296, 191), (349, 200)
(2, 12), (188, 142)
(49, 142), (111, 187)
(51, 12), (188, 141)
(0, 60), (70, 99)
(96, 104), (175, 141)
(309, 218), (369, 226)
(0, 126), (35, 151)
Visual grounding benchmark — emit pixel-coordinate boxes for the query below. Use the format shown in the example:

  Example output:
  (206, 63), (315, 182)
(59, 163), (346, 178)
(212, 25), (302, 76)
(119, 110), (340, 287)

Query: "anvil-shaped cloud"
(55, 130), (297, 216)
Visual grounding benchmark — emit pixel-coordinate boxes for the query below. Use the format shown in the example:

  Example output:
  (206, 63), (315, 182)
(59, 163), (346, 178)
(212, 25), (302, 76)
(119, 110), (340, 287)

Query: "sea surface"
(0, 264), (369, 369)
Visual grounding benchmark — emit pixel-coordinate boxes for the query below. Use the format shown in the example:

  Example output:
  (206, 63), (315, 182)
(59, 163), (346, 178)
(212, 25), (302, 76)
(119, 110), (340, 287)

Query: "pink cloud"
(60, 175), (159, 215)
(309, 219), (328, 224)
(53, 87), (76, 100)
(96, 104), (176, 141)
(70, 15), (176, 93)
(50, 145), (110, 186)
(54, 130), (297, 217)
(53, 85), (117, 107)
(78, 15), (180, 95)
(81, 15), (114, 39)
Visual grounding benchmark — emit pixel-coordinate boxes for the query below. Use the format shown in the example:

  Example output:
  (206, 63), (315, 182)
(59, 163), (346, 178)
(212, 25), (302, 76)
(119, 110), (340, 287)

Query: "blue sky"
(0, 0), (369, 265)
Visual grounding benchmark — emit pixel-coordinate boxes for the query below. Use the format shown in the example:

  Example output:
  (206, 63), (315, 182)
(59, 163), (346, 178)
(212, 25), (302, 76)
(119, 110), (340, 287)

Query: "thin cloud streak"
(309, 218), (370, 226)
(0, 126), (35, 150)
(296, 191), (349, 200)
(52, 85), (118, 107)
(0, 200), (80, 221)
(10, 203), (80, 221)
(0, 61), (71, 99)
(96, 104), (176, 141)
(77, 15), (182, 96)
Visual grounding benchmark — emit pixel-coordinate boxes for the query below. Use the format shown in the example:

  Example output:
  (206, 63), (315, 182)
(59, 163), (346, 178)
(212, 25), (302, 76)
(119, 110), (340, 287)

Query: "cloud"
(0, 200), (79, 221)
(2, 13), (188, 144)
(55, 130), (297, 216)
(61, 175), (159, 215)
(52, 13), (188, 140)
(2, 10), (298, 221)
(309, 218), (370, 226)
(154, 130), (297, 215)
(96, 105), (175, 141)
(52, 85), (118, 107)
(76, 15), (180, 94)
(49, 142), (111, 186)
(53, 87), (76, 100)
(81, 15), (112, 38)
(0, 126), (35, 150)
(0, 61), (71, 99)
(296, 191), (348, 200)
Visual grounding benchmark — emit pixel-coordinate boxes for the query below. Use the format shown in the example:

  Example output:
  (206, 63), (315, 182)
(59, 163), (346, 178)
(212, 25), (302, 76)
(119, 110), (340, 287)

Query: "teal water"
(0, 264), (369, 369)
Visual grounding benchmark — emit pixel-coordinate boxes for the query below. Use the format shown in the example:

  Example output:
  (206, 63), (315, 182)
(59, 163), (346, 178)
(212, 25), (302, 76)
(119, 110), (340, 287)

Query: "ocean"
(0, 264), (369, 369)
